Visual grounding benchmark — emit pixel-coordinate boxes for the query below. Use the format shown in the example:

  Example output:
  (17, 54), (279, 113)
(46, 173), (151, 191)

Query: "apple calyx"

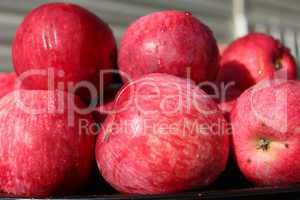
(256, 138), (270, 151)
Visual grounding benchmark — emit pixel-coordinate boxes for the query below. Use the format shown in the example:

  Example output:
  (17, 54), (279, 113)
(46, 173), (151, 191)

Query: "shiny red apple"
(231, 80), (300, 186)
(118, 10), (219, 83)
(0, 90), (95, 196)
(96, 73), (229, 194)
(217, 33), (297, 92)
(12, 3), (116, 98)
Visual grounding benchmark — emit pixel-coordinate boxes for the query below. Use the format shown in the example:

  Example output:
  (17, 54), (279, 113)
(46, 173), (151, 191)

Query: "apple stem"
(256, 138), (270, 151)
(274, 58), (282, 70)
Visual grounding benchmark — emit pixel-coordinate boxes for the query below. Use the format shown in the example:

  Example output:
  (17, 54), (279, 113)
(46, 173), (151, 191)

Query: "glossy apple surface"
(96, 73), (229, 194)
(231, 80), (300, 186)
(217, 33), (297, 93)
(12, 3), (116, 97)
(0, 90), (95, 196)
(118, 10), (219, 83)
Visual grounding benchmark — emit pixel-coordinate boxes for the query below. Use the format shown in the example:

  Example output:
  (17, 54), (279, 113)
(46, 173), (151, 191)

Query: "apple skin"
(118, 10), (219, 83)
(12, 3), (116, 95)
(95, 73), (229, 194)
(231, 80), (300, 186)
(0, 90), (95, 196)
(0, 72), (17, 98)
(217, 33), (297, 93)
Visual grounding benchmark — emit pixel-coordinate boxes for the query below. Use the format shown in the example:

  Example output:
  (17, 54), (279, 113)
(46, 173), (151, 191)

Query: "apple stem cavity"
(256, 138), (270, 151)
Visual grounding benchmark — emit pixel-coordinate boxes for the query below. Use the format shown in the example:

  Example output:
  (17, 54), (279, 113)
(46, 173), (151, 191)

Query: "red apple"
(217, 33), (297, 93)
(12, 3), (116, 97)
(0, 72), (17, 98)
(231, 80), (300, 186)
(118, 10), (219, 83)
(0, 90), (95, 196)
(96, 73), (229, 194)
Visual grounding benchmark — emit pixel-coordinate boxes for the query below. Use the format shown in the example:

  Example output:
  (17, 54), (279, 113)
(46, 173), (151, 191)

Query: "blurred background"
(0, 0), (300, 71)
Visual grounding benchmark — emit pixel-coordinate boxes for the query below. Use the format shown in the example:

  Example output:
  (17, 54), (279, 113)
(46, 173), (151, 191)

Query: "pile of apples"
(0, 2), (299, 197)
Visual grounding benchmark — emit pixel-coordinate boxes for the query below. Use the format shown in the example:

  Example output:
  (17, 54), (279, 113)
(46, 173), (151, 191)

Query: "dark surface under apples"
(2, 161), (300, 199)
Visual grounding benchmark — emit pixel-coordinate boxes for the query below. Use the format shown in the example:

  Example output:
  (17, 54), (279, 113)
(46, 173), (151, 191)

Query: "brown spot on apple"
(227, 125), (232, 135)
(261, 122), (267, 127)
(247, 158), (251, 164)
(285, 143), (289, 148)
